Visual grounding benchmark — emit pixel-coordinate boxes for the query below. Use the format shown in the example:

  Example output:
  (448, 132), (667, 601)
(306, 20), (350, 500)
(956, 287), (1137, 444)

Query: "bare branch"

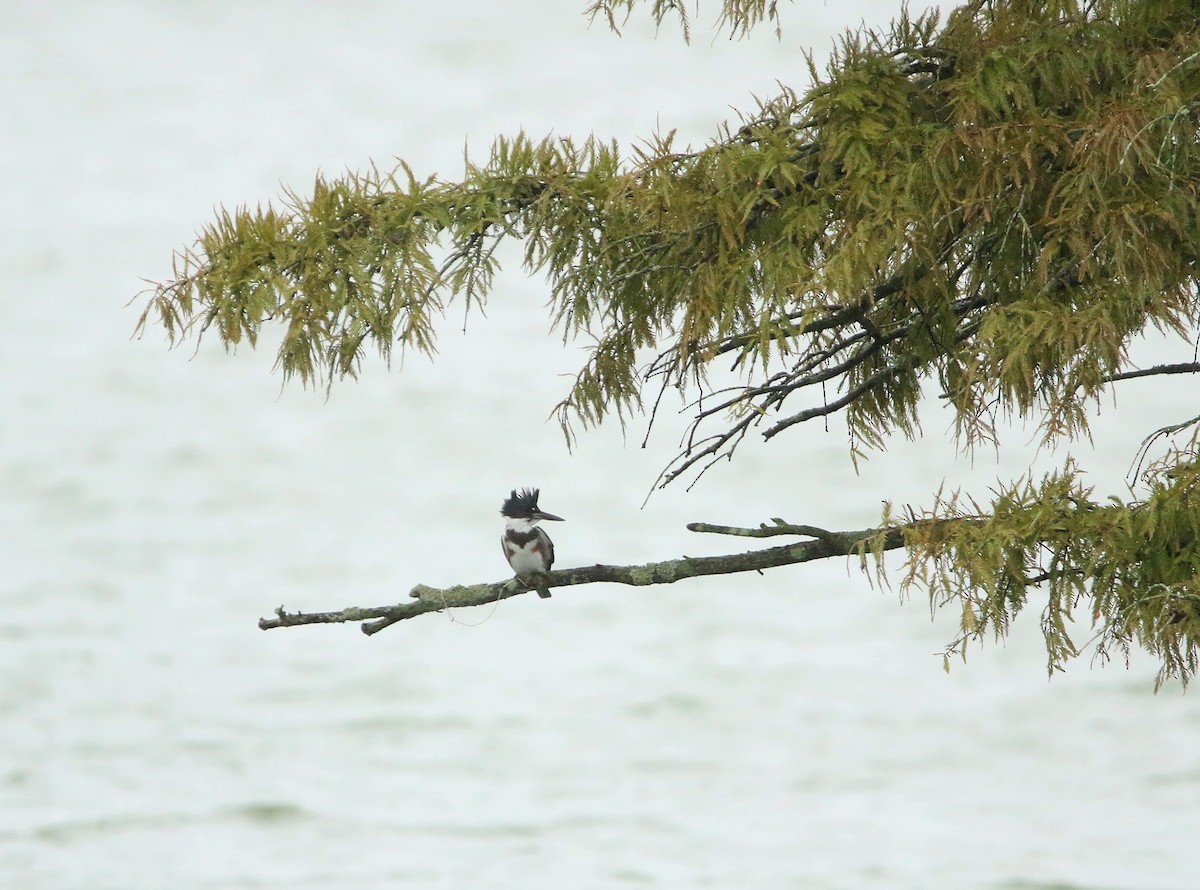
(686, 519), (838, 540)
(1106, 362), (1200, 383)
(763, 358), (917, 441)
(258, 521), (907, 635)
(1129, 411), (1200, 482)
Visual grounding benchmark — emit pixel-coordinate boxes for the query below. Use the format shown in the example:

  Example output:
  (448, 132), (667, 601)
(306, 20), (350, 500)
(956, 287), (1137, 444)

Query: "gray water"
(3, 2), (1197, 888)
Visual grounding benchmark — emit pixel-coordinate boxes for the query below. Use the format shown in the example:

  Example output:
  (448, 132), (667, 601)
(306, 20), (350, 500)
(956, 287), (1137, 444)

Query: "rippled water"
(3, 2), (1198, 888)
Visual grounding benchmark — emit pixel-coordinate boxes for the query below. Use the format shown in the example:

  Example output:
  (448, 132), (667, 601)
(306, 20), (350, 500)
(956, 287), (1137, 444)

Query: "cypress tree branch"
(139, 1), (1200, 686)
(686, 519), (839, 539)
(257, 522), (906, 635)
(1106, 362), (1200, 383)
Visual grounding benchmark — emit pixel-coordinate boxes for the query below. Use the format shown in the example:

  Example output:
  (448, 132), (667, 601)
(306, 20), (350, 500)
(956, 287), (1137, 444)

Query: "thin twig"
(686, 519), (837, 540)
(1105, 362), (1200, 383)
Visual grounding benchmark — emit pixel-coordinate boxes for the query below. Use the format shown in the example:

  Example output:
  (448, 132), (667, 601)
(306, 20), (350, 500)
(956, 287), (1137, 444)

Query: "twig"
(686, 519), (838, 540)
(1105, 362), (1200, 383)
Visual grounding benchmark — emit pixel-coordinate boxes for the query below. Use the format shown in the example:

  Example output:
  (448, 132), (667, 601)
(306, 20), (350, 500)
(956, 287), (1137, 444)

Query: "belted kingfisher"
(500, 488), (564, 598)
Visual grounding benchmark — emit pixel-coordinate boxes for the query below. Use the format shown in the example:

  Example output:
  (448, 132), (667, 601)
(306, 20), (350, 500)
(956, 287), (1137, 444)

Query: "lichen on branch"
(258, 521), (904, 635)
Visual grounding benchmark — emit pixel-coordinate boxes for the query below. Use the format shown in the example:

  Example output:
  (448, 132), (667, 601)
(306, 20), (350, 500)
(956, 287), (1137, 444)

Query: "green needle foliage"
(138, 0), (1200, 687)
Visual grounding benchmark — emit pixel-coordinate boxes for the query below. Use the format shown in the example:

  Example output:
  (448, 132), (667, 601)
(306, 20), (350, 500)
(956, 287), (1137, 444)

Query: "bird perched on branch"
(500, 488), (564, 598)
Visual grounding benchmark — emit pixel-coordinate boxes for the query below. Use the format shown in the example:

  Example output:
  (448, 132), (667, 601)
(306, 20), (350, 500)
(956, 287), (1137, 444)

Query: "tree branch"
(258, 522), (906, 635)
(686, 519), (839, 540)
(1105, 362), (1200, 383)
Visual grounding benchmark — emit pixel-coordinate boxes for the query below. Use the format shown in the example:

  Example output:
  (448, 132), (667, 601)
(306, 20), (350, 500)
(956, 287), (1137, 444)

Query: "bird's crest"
(500, 487), (541, 517)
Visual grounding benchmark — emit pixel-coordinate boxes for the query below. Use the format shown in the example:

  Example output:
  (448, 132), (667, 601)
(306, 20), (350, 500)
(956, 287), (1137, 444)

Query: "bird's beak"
(535, 510), (565, 522)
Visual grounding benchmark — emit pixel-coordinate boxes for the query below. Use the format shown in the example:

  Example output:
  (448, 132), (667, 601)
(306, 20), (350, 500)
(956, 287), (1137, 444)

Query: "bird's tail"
(536, 588), (552, 599)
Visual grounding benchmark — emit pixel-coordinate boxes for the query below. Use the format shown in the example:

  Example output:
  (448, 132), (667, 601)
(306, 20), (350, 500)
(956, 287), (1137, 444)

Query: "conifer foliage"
(140, 0), (1200, 687)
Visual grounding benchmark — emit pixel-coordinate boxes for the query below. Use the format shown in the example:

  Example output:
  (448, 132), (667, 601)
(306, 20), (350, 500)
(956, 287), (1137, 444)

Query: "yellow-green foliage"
(892, 455), (1200, 689)
(138, 0), (1200, 684)
(139, 0), (1200, 448)
(585, 0), (784, 41)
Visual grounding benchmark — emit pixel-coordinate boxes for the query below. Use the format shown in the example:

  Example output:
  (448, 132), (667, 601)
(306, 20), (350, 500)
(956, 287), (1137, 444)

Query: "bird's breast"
(504, 539), (549, 578)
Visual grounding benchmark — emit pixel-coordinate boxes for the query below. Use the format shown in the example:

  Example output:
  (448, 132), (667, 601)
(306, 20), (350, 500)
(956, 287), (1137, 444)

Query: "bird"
(500, 488), (564, 598)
